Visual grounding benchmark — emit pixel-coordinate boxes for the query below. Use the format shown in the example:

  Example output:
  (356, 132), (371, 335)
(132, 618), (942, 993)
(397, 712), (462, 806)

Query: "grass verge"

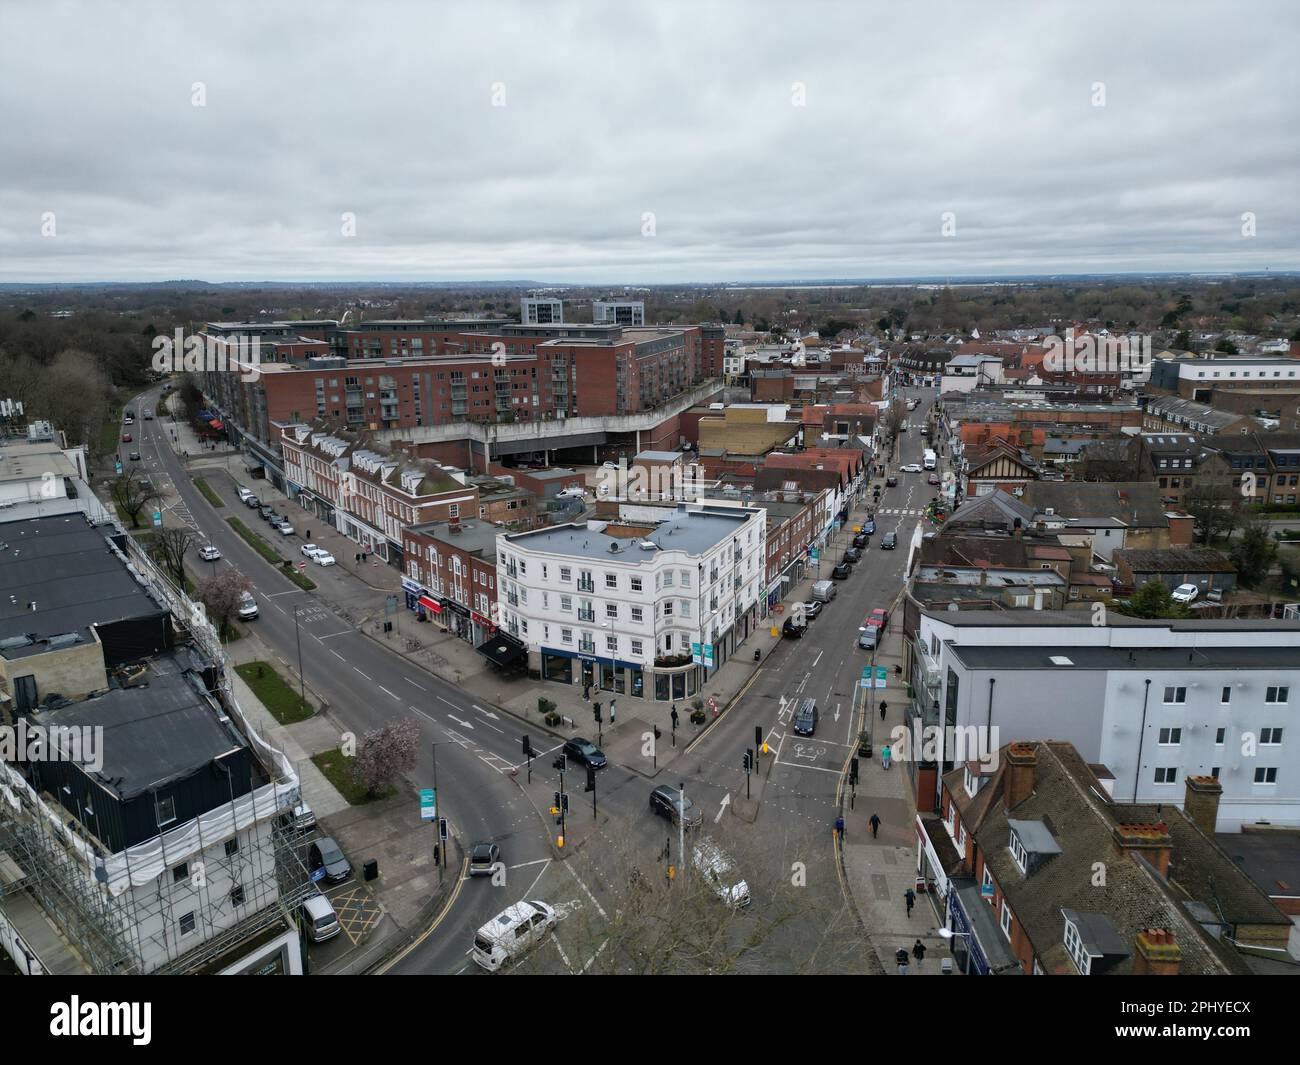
(226, 516), (317, 590)
(234, 661), (314, 724)
(194, 477), (224, 508)
(311, 747), (396, 806)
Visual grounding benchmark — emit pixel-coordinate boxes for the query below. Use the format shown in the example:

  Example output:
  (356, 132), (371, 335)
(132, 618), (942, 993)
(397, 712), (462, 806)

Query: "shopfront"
(538, 647), (686, 702)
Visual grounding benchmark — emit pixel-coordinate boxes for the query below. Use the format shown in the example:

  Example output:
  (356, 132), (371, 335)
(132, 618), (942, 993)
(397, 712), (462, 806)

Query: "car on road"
(556, 486), (586, 500)
(1171, 583), (1199, 603)
(301, 894), (341, 943)
(237, 591), (259, 620)
(692, 838), (751, 907)
(844, 547), (862, 564)
(274, 520), (295, 536)
(800, 600), (823, 621)
(899, 463), (922, 473)
(143, 410), (153, 420)
(308, 837), (352, 883)
(832, 562), (851, 580)
(885, 475), (898, 487)
(862, 518), (876, 534)
(128, 451), (141, 461)
(782, 616), (806, 638)
(602, 460), (620, 470)
(563, 737), (608, 769)
(302, 543), (322, 560)
(649, 785), (703, 828)
(928, 473), (940, 485)
(867, 607), (889, 629)
(312, 550), (336, 566)
(198, 545), (221, 562)
(469, 841), (502, 877)
(857, 626), (878, 650)
(121, 432), (133, 443)
(792, 698), (818, 736)
(881, 532), (898, 550)
(472, 900), (557, 972)
(258, 505), (276, 521)
(852, 532), (869, 548)
(237, 486), (257, 505)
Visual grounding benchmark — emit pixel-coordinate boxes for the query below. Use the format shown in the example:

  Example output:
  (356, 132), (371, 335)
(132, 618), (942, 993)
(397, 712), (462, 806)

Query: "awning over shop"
(417, 595), (442, 614)
(476, 634), (527, 669)
(210, 420), (224, 431)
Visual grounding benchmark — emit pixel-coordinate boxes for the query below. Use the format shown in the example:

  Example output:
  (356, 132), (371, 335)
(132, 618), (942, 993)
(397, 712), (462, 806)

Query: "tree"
(1183, 480), (1241, 544)
(353, 718), (421, 798)
(1078, 439), (1136, 482)
(110, 468), (162, 528)
(195, 568), (252, 638)
(1231, 522), (1276, 589)
(1120, 580), (1190, 619)
(1214, 338), (1239, 354)
(150, 526), (197, 587)
(1173, 329), (1191, 350)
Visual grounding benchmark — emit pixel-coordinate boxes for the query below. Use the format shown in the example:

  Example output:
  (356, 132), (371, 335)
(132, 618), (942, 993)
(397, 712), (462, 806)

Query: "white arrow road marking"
(473, 704), (499, 720)
(448, 715), (475, 730)
(834, 702), (841, 723)
(715, 793), (731, 823)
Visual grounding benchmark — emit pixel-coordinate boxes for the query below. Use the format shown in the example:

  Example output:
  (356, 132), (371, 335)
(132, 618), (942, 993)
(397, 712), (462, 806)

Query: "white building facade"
(909, 611), (1300, 831)
(497, 504), (766, 703)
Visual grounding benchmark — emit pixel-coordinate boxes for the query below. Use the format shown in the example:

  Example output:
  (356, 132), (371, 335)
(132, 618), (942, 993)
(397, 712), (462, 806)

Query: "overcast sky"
(1, 1), (1297, 283)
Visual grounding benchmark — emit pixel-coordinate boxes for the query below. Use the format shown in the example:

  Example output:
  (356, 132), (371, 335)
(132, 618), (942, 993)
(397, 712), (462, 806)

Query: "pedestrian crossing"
(877, 508), (921, 516)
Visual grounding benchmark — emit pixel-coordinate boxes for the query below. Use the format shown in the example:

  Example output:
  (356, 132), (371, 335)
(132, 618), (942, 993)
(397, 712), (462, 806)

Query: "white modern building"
(497, 503), (766, 703)
(521, 297), (564, 325)
(0, 433), (111, 524)
(908, 611), (1300, 831)
(592, 299), (645, 327)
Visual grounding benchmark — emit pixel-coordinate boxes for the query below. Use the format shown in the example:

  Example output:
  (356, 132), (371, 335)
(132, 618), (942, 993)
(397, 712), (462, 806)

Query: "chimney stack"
(1132, 929), (1181, 976)
(1003, 742), (1037, 811)
(1113, 822), (1173, 877)
(1183, 775), (1223, 836)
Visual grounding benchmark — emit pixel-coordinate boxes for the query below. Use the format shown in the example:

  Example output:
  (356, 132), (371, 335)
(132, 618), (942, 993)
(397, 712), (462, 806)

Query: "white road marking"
(316, 630), (352, 640)
(331, 649), (345, 661)
(811, 650), (823, 668)
(354, 667), (371, 681)
(775, 759), (843, 775)
(379, 685), (399, 699)
(509, 859), (551, 871)
(564, 862), (607, 919)
(405, 677), (427, 691)
(265, 589), (303, 598)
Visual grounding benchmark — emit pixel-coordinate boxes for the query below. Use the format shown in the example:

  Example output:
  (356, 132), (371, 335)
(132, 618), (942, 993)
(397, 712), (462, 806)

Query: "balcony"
(578, 641), (596, 655)
(506, 593), (519, 607)
(577, 578), (594, 593)
(577, 608), (595, 623)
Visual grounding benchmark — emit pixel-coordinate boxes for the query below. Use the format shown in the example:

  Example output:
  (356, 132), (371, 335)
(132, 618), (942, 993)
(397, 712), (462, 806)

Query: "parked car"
(237, 591), (259, 620)
(243, 492), (261, 508)
(867, 607), (889, 629)
(800, 600), (823, 621)
(308, 837), (352, 883)
(649, 785), (703, 828)
(857, 627), (878, 651)
(563, 737), (608, 769)
(832, 562), (851, 580)
(313, 551), (336, 566)
(844, 548), (862, 564)
(862, 518), (876, 534)
(259, 505), (276, 521)
(302, 543), (322, 559)
(852, 533), (869, 548)
(237, 486), (257, 505)
(469, 841), (502, 877)
(792, 698), (818, 737)
(602, 460), (619, 470)
(472, 900), (557, 972)
(1206, 587), (1224, 604)
(274, 520), (295, 536)
(1171, 583), (1199, 603)
(810, 580), (836, 602)
(928, 473), (940, 485)
(881, 532), (898, 550)
(301, 894), (341, 942)
(556, 487), (586, 500)
(198, 545), (221, 562)
(121, 432), (133, 443)
(692, 838), (751, 907)
(885, 475), (898, 487)
(782, 617), (806, 639)
(289, 800), (316, 833)
(128, 451), (141, 461)
(899, 463), (922, 473)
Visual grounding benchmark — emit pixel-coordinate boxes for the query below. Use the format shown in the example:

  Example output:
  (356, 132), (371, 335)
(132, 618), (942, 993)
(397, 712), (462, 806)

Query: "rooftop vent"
(1049, 655), (1074, 666)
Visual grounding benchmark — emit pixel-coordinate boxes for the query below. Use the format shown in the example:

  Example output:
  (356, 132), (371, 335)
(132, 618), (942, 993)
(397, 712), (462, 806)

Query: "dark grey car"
(650, 785), (703, 828)
(309, 837), (352, 883)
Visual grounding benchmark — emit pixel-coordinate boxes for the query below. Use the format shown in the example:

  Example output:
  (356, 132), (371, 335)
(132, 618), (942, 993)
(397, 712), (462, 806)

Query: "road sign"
(152, 510), (162, 527)
(419, 788), (437, 821)
(297, 561), (307, 570)
(114, 461), (122, 474)
(875, 666), (888, 689)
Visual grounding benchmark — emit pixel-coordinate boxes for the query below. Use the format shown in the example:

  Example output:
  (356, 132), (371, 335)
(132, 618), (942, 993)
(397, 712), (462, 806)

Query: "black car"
(650, 785), (703, 828)
(844, 548), (862, 564)
(881, 532), (898, 550)
(259, 505), (276, 521)
(885, 475), (898, 487)
(852, 533), (868, 548)
(832, 562), (851, 580)
(563, 737), (607, 769)
(309, 837), (352, 883)
(469, 841), (501, 877)
(782, 617), (806, 638)
(863, 519), (876, 535)
(128, 451), (141, 461)
(793, 699), (818, 736)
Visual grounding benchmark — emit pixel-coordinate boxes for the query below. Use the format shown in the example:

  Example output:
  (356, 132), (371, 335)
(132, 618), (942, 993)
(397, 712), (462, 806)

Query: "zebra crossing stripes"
(878, 507), (920, 516)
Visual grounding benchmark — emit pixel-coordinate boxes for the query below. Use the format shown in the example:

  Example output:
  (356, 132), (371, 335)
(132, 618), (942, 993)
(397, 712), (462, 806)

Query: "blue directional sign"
(420, 788), (437, 821)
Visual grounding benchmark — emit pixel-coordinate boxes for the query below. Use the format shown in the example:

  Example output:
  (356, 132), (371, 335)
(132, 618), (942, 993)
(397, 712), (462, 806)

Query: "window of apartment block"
(179, 912), (196, 937)
(561, 595), (572, 612)
(1158, 727), (1181, 745)
(1216, 728), (1226, 745)
(230, 884), (246, 907)
(1261, 727), (1283, 745)
(1154, 767), (1178, 784)
(561, 628), (572, 644)
(1162, 686), (1186, 704)
(631, 606), (644, 623)
(1009, 830), (1028, 873)
(605, 635), (617, 652)
(631, 639), (643, 656)
(630, 576), (643, 592)
(156, 796), (177, 826)
(560, 567), (571, 582)
(172, 862), (189, 883)
(663, 571), (674, 587)
(1266, 686), (1289, 704)
(605, 604), (617, 619)
(1221, 686), (1232, 704)
(1000, 901), (1014, 941)
(224, 838), (239, 857)
(1254, 767), (1278, 784)
(605, 573), (617, 589)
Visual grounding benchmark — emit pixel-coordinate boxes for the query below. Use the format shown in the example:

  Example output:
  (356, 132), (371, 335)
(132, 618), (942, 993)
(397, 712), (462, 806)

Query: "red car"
(867, 608), (889, 630)
(121, 432), (133, 442)
(928, 473), (940, 485)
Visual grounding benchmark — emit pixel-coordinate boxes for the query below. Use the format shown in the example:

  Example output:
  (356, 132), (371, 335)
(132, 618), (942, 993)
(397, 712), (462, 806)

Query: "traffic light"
(653, 724), (661, 741)
(584, 765), (596, 793)
(850, 757), (860, 785)
(593, 701), (602, 723)
(438, 817), (448, 840)
(560, 792), (569, 813)
(755, 725), (763, 750)
(742, 751), (752, 774)
(522, 734), (533, 757)
(553, 754), (566, 772)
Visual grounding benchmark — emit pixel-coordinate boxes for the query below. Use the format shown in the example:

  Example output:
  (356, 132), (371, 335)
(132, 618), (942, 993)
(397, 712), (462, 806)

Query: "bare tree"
(354, 718), (421, 799)
(110, 468), (162, 528)
(150, 525), (197, 586)
(195, 568), (252, 638)
(1184, 479), (1241, 544)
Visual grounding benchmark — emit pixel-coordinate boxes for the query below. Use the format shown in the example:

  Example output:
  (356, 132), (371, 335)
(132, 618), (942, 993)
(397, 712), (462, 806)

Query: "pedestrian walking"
(880, 699), (888, 721)
(834, 815), (845, 841)
(912, 940), (926, 969)
(869, 812), (881, 838)
(882, 745), (891, 770)
(904, 888), (916, 918)
(895, 948), (909, 975)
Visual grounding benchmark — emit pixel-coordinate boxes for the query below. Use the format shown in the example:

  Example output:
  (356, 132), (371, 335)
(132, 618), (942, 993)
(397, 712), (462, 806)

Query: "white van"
(472, 900), (557, 972)
(810, 580), (837, 603)
(923, 449), (937, 471)
(301, 894), (341, 942)
(237, 591), (259, 620)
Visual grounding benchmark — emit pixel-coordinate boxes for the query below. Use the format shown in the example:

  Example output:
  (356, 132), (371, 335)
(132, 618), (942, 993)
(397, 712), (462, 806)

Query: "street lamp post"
(293, 606), (306, 713)
(936, 926), (972, 975)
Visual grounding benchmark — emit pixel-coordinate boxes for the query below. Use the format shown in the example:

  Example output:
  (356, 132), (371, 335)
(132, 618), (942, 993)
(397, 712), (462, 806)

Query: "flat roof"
(0, 516), (163, 660)
(0, 441), (79, 486)
(505, 506), (754, 561)
(948, 644), (1300, 672)
(408, 518), (501, 558)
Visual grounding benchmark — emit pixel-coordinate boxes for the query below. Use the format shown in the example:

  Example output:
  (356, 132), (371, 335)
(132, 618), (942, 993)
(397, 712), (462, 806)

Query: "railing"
(579, 642), (596, 655)
(577, 578), (594, 593)
(577, 609), (595, 622)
